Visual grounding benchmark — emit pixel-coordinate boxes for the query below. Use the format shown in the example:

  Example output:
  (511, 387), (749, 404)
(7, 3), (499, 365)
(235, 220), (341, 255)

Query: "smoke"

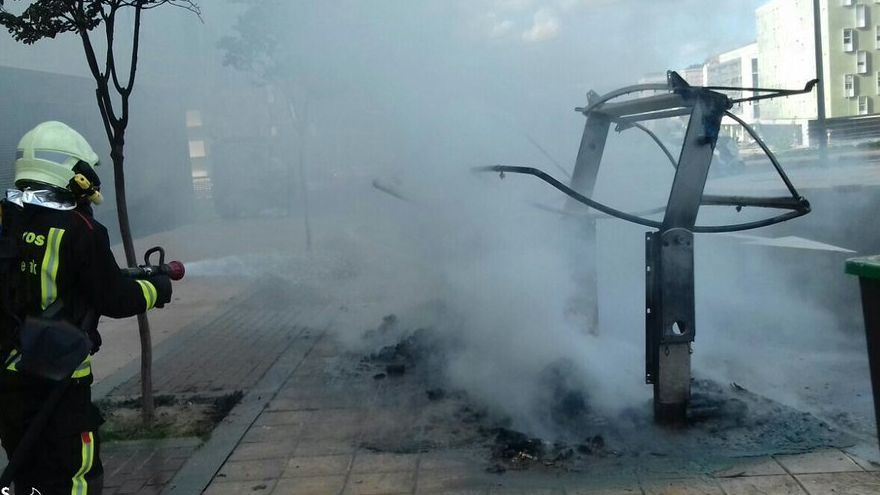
(173, 0), (880, 446)
(316, 157), (656, 439)
(191, 0), (854, 441)
(6, 0), (873, 444)
(193, 0), (874, 443)
(690, 181), (874, 434)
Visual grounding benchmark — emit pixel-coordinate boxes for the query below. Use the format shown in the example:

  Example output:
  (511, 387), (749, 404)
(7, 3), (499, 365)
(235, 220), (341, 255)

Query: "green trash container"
(846, 255), (880, 448)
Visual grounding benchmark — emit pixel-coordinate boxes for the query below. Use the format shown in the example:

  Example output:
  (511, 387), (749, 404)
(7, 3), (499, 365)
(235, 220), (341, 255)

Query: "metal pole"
(648, 93), (726, 424)
(813, 0), (829, 163)
(299, 99), (313, 253)
(285, 94), (313, 253)
(567, 112), (612, 336)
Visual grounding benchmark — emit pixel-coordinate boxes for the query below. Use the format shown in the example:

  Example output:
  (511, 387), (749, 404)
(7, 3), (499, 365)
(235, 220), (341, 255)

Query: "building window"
(844, 28), (856, 51)
(876, 25), (880, 48)
(859, 50), (870, 73)
(876, 71), (880, 94)
(857, 5), (868, 28)
(185, 110), (202, 128)
(859, 96), (870, 115)
(845, 73), (856, 97)
(188, 140), (207, 159)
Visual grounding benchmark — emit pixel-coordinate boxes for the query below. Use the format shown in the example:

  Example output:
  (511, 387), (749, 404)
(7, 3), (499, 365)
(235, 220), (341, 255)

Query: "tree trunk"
(284, 94), (312, 253)
(110, 140), (154, 425)
(298, 100), (312, 253)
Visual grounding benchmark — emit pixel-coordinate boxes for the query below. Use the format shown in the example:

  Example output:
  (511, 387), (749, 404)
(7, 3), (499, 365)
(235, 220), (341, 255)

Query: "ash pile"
(353, 315), (855, 472)
(361, 314), (445, 381)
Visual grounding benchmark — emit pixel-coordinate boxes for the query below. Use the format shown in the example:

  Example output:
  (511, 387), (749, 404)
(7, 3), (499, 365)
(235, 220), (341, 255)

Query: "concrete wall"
(707, 43), (759, 120)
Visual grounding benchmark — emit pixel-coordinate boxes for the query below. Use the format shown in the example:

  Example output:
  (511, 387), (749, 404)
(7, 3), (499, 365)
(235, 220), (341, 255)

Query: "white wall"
(756, 0), (818, 122)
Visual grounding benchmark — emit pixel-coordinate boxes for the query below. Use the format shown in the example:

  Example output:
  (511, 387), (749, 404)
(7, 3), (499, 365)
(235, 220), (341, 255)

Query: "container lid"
(846, 255), (880, 280)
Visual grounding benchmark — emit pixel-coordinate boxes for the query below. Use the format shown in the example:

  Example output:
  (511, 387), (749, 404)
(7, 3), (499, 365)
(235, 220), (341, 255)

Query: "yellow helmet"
(15, 121), (103, 204)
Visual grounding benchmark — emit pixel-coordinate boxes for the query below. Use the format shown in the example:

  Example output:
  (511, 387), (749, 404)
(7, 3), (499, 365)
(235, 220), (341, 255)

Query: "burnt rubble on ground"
(485, 427), (595, 472)
(481, 359), (620, 473)
(361, 314), (449, 379)
(483, 427), (614, 473)
(479, 378), (855, 473)
(351, 321), (855, 473)
(682, 379), (850, 455)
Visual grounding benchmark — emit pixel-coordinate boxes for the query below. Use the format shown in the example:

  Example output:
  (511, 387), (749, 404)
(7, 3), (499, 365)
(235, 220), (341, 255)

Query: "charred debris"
(354, 316), (852, 473)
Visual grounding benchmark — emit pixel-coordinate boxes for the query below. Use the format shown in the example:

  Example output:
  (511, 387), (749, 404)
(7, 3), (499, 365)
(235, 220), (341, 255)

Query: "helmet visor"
(32, 150), (82, 168)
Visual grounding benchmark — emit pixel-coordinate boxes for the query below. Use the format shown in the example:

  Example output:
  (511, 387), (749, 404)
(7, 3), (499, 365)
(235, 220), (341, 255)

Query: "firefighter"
(0, 121), (172, 494)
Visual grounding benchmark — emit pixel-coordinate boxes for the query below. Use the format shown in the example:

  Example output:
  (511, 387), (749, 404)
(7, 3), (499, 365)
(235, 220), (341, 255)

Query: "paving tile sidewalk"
(97, 278), (331, 493)
(203, 335), (880, 495)
(102, 438), (201, 495)
(106, 278), (324, 398)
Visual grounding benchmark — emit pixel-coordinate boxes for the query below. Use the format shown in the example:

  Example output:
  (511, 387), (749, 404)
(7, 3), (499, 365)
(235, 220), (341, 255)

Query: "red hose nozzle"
(166, 260), (185, 281)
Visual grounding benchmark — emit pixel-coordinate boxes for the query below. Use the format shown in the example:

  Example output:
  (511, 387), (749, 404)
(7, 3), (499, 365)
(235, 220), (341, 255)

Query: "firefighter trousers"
(0, 367), (104, 495)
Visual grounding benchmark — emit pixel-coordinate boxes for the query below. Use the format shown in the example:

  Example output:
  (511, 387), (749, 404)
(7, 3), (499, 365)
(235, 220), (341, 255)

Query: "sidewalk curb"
(161, 323), (325, 494)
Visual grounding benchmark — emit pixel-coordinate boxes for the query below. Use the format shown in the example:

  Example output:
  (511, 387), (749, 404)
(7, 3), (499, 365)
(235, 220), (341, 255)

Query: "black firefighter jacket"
(0, 198), (159, 375)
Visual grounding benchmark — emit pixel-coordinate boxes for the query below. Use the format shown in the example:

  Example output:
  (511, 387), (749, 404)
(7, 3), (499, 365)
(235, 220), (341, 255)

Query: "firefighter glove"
(149, 274), (173, 308)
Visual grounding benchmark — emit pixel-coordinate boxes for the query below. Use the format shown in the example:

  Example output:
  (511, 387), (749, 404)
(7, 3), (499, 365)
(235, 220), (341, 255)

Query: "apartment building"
(754, 0), (819, 146)
(756, 0), (880, 143)
(820, 0), (880, 118)
(704, 43), (761, 141)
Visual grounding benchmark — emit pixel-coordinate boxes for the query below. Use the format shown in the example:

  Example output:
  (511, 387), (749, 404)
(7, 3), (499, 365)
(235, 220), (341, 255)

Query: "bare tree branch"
(112, 0), (201, 20)
(95, 87), (116, 145)
(102, 5), (128, 96)
(123, 1), (142, 99)
(80, 29), (119, 132)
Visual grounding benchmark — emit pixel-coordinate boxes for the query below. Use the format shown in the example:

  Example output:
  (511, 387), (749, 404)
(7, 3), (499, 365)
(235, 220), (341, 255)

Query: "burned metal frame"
(478, 71), (815, 424)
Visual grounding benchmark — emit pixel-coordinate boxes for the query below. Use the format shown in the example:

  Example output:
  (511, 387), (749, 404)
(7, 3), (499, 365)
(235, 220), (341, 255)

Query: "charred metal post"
(567, 100), (612, 333)
(647, 91), (729, 423)
(569, 74), (737, 423)
(568, 97), (611, 202)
